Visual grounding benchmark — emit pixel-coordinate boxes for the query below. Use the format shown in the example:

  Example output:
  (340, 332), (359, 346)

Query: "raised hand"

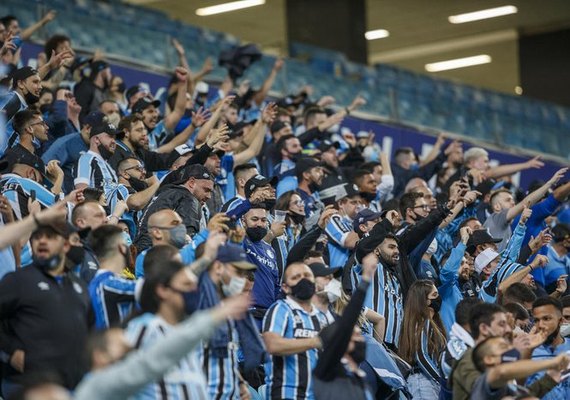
(361, 252), (379, 282)
(213, 293), (251, 321)
(207, 213), (230, 232)
(529, 228), (553, 252)
(530, 254), (549, 269)
(203, 230), (227, 262)
(261, 102), (278, 125)
(273, 58), (284, 72)
(460, 226), (473, 244)
(175, 67), (189, 83)
(191, 107), (210, 128)
(349, 95), (366, 110)
(317, 206), (338, 229)
(525, 156), (544, 169)
(48, 49), (74, 69)
(462, 190), (481, 206)
(171, 38), (185, 55)
(33, 201), (67, 226)
(548, 167), (568, 186)
(520, 203), (532, 225)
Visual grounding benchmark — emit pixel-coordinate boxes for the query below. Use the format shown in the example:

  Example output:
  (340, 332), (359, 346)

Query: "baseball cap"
(244, 174), (278, 198)
(216, 243), (257, 270)
(308, 262), (340, 277)
(270, 121), (288, 134)
(353, 209), (382, 232)
(132, 96), (161, 114)
(318, 140), (341, 153)
(294, 157), (322, 176)
(356, 131), (369, 139)
(466, 229), (502, 251)
(10, 66), (38, 88)
(89, 119), (118, 138)
(474, 248), (500, 274)
(195, 81), (209, 94)
(1, 147), (46, 176)
(175, 164), (214, 183)
(32, 220), (77, 240)
(126, 85), (149, 103)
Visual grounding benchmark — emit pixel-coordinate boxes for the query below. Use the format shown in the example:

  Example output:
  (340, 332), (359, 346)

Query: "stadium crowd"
(1, 8), (570, 400)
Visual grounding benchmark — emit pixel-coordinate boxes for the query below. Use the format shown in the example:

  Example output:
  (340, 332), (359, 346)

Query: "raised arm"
(486, 156), (544, 179)
(163, 68), (189, 132)
(233, 103), (277, 166)
(20, 10), (56, 40)
(251, 59), (283, 105)
(506, 167), (568, 221)
(486, 353), (569, 389)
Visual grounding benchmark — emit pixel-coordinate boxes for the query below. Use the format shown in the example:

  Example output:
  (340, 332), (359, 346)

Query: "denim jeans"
(406, 373), (440, 399)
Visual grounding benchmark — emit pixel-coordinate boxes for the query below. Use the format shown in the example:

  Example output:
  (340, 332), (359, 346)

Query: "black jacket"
(108, 140), (180, 174)
(0, 264), (90, 388)
(355, 203), (451, 296)
(135, 184), (202, 252)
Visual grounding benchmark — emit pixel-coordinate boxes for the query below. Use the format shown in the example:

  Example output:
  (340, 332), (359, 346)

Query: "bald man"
(134, 209), (207, 278)
(71, 201), (109, 283)
(262, 262), (329, 400)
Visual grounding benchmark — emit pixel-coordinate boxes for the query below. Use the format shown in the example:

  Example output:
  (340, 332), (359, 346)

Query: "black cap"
(87, 61), (109, 79)
(466, 229), (502, 253)
(353, 209), (382, 232)
(294, 157), (322, 176)
(10, 66), (38, 88)
(83, 111), (118, 137)
(244, 174), (278, 198)
(1, 147), (46, 176)
(126, 85), (148, 102)
(342, 183), (361, 199)
(175, 164), (214, 183)
(31, 221), (77, 240)
(317, 140), (340, 153)
(228, 121), (253, 138)
(308, 262), (339, 277)
(132, 96), (161, 114)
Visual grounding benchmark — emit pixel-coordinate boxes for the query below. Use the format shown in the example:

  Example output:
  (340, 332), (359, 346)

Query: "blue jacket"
(438, 242), (466, 332)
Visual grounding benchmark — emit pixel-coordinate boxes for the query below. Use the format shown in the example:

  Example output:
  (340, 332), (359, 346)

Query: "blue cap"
(216, 243), (257, 270)
(353, 208), (382, 232)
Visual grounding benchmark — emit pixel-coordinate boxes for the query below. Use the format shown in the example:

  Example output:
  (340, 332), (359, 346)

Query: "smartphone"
(11, 36), (22, 54)
(30, 190), (36, 202)
(224, 216), (237, 230)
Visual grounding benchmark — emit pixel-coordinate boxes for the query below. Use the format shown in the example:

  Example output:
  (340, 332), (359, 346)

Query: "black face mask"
(360, 192), (377, 202)
(246, 227), (268, 242)
(308, 182), (320, 193)
(411, 211), (424, 223)
(39, 103), (52, 114)
(289, 211), (305, 225)
(544, 327), (560, 346)
(290, 278), (316, 300)
(66, 245), (85, 265)
(350, 340), (367, 364)
(288, 151), (301, 162)
(429, 296), (442, 313)
(128, 177), (148, 192)
(24, 91), (40, 105)
(33, 254), (62, 270)
(98, 143), (114, 160)
(116, 82), (126, 93)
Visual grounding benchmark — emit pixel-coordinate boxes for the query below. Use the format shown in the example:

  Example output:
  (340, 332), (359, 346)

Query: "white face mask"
(222, 276), (246, 297)
(426, 239), (438, 256)
(323, 279), (342, 304)
(561, 323), (570, 338)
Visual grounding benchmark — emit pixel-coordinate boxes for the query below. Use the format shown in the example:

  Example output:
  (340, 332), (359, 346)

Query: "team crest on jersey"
(73, 282), (83, 294)
(266, 249), (274, 259)
(293, 314), (302, 324)
(37, 282), (49, 291)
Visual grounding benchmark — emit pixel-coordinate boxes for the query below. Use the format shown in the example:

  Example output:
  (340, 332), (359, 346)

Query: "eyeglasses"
(290, 200), (305, 207)
(413, 205), (430, 211)
(29, 120), (48, 127)
(125, 165), (145, 173)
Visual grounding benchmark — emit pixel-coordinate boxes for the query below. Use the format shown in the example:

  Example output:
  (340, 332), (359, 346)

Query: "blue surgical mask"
(122, 231), (132, 246)
(181, 289), (201, 315)
(167, 225), (187, 249)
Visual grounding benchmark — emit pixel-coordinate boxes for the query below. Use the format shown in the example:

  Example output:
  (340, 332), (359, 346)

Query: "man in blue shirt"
(241, 205), (280, 327)
(88, 224), (136, 329)
(274, 134), (302, 197)
(262, 262), (328, 400)
(527, 297), (570, 399)
(544, 224), (570, 294)
(296, 156), (325, 230)
(1, 67), (42, 155)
